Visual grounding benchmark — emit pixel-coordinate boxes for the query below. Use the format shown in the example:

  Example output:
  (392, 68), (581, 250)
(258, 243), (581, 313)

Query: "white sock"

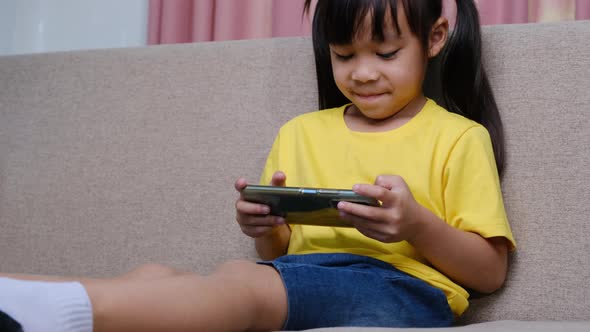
(0, 277), (93, 332)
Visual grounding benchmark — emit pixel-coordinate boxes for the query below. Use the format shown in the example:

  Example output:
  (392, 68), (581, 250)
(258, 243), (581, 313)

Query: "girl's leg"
(86, 260), (287, 332)
(0, 263), (185, 283)
(1, 261), (287, 332)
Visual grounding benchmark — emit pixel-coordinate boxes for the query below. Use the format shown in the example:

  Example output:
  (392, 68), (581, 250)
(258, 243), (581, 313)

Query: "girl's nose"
(351, 61), (379, 83)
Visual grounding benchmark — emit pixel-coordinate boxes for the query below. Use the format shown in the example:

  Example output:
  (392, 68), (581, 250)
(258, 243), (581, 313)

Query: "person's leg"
(0, 264), (191, 332)
(87, 260), (287, 332)
(0, 260), (288, 332)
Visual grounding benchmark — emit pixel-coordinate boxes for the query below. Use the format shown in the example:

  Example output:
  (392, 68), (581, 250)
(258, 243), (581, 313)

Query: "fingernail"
(352, 184), (359, 191)
(276, 217), (286, 224)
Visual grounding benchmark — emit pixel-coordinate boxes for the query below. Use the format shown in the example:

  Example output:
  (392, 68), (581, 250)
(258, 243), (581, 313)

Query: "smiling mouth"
(353, 92), (388, 99)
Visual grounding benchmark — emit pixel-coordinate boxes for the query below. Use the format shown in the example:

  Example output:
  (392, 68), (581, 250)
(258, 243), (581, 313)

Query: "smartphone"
(242, 185), (380, 227)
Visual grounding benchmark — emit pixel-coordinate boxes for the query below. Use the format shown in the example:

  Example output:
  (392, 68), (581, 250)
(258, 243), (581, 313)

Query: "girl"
(0, 0), (515, 331)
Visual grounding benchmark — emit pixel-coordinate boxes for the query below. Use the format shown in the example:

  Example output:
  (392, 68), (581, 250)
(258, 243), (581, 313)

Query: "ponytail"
(441, 0), (506, 176)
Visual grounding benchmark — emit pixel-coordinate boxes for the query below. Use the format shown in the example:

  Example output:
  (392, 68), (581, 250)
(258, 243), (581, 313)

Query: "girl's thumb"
(271, 171), (287, 186)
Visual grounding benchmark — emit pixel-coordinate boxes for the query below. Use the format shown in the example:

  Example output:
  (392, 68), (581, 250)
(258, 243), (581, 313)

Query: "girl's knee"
(212, 260), (287, 329)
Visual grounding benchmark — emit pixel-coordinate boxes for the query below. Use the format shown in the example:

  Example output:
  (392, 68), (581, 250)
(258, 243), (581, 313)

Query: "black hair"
(303, 0), (506, 177)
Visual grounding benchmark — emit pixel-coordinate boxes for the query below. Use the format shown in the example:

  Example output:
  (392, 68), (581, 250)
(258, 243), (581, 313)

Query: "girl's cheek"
(333, 67), (348, 81)
(391, 66), (421, 87)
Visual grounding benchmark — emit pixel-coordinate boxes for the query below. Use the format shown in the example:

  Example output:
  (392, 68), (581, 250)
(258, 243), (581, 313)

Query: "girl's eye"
(377, 50), (399, 59)
(334, 52), (354, 61)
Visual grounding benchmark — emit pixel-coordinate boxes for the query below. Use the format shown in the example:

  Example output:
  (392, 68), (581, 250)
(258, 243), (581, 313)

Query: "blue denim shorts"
(258, 253), (453, 330)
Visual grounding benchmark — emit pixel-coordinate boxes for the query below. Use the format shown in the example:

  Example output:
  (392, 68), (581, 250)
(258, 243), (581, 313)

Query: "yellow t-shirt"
(259, 99), (516, 317)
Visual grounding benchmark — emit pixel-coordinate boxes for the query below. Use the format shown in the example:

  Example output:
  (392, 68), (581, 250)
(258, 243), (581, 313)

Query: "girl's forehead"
(323, 0), (413, 45)
(353, 8), (405, 41)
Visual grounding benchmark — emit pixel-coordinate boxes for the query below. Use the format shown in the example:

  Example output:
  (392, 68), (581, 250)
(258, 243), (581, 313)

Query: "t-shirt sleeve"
(443, 126), (516, 250)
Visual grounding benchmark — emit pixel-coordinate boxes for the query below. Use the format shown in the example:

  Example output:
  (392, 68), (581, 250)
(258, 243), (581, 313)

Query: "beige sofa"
(1, 20), (589, 331)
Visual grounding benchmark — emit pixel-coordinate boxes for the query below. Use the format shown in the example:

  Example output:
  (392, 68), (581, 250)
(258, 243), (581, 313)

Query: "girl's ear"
(428, 17), (449, 58)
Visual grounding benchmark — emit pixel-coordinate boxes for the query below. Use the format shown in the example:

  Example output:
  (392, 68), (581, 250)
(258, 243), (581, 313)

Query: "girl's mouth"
(353, 92), (388, 102)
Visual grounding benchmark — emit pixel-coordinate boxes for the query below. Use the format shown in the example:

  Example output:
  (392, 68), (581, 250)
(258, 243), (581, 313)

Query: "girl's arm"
(255, 224), (291, 260)
(407, 205), (508, 294)
(337, 175), (509, 294)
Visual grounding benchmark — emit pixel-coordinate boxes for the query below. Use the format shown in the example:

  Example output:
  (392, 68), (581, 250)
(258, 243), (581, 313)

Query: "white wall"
(0, 0), (149, 55)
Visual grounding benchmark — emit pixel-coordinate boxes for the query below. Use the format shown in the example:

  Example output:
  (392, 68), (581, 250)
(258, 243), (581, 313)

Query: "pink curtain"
(148, 0), (590, 44)
(477, 0), (590, 25)
(148, 0), (313, 44)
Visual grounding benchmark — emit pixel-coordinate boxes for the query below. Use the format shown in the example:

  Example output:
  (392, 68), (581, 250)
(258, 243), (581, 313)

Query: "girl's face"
(329, 5), (430, 123)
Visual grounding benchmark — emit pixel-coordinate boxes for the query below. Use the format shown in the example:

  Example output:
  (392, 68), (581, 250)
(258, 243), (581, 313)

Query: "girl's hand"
(337, 175), (424, 243)
(235, 171), (288, 238)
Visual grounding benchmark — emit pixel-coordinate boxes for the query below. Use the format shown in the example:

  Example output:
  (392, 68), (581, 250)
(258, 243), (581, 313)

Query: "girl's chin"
(353, 104), (405, 121)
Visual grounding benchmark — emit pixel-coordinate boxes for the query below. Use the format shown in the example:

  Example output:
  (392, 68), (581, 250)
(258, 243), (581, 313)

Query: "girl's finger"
(374, 175), (399, 190)
(235, 177), (248, 192)
(354, 223), (389, 243)
(336, 210), (361, 226)
(270, 171), (286, 186)
(352, 183), (394, 205)
(339, 209), (389, 242)
(337, 201), (386, 224)
(236, 199), (270, 215)
(238, 214), (285, 227)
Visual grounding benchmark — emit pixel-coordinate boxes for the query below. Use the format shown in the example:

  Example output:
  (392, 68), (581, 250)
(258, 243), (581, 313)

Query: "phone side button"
(318, 189), (339, 195)
(300, 188), (318, 195)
